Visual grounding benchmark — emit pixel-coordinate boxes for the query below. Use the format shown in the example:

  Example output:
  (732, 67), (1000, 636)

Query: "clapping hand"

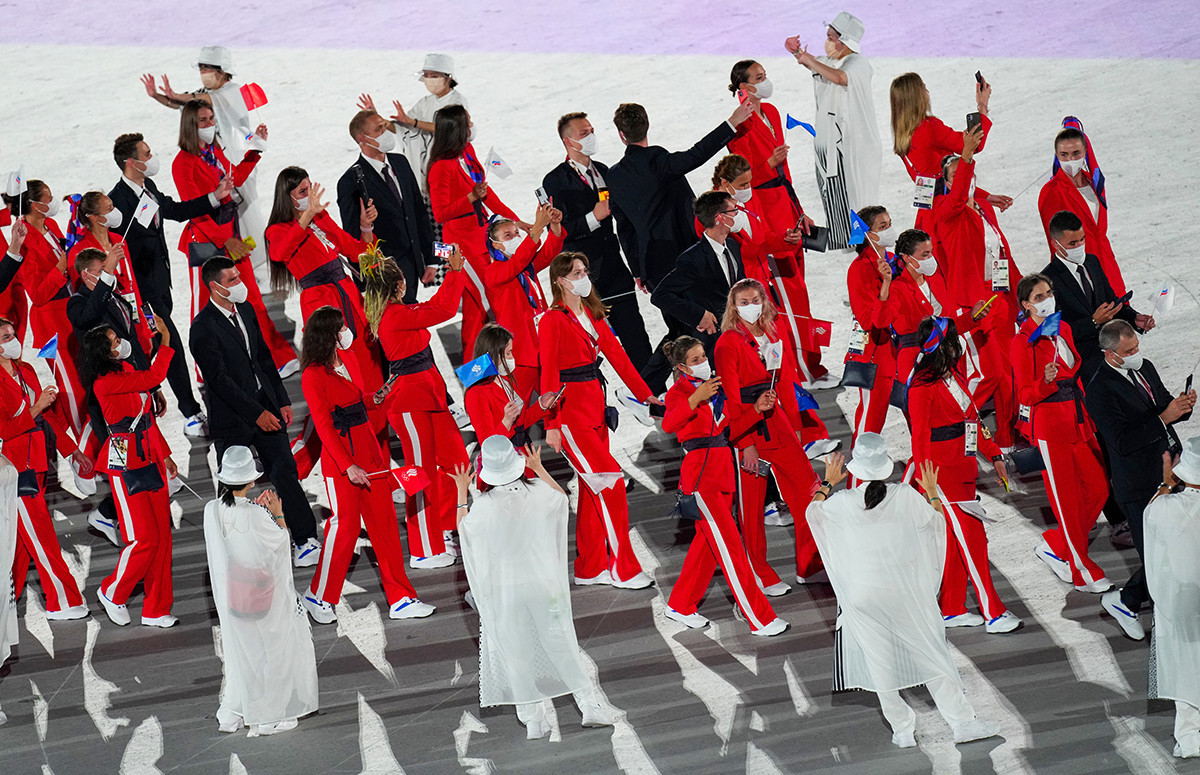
(254, 489), (284, 517)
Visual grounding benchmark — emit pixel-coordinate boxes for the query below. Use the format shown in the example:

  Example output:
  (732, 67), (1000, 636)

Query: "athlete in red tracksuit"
(908, 319), (1020, 633)
(1037, 165), (1124, 296)
(464, 325), (549, 450)
(88, 323), (177, 625)
(661, 338), (781, 633)
(0, 333), (88, 618)
(1010, 281), (1110, 591)
(369, 254), (468, 566)
(714, 279), (822, 591)
(429, 140), (520, 357)
(483, 209), (564, 402)
(300, 322), (431, 622)
(541, 253), (655, 587)
(846, 214), (901, 449)
(173, 130), (295, 370)
(898, 110), (992, 234)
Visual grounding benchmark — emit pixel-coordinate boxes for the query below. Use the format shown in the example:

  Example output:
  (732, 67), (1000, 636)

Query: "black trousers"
(1093, 433), (1127, 526)
(1117, 492), (1154, 613)
(215, 428), (317, 546)
(641, 313), (691, 395)
(592, 251), (652, 373)
(144, 292), (202, 418)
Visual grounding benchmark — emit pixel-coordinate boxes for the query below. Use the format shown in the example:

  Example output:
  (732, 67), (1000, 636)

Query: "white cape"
(460, 479), (590, 707)
(808, 483), (961, 693)
(0, 462), (18, 669)
(203, 498), (318, 726)
(811, 52), (882, 210)
(397, 89), (468, 193)
(1145, 489), (1200, 707)
(206, 80), (266, 266)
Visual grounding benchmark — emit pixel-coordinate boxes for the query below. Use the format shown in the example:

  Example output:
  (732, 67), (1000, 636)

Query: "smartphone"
(1116, 290), (1134, 305)
(754, 459), (773, 477)
(966, 111), (983, 133)
(973, 293), (1000, 320)
(975, 70), (984, 84)
(433, 241), (453, 259)
(535, 186), (551, 207)
(141, 302), (155, 326)
(598, 187), (610, 202)
(1186, 374), (1194, 394)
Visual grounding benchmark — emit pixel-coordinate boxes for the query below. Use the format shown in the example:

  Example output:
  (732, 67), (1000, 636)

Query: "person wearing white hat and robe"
(203, 446), (318, 737)
(451, 437), (615, 740)
(807, 434), (998, 748)
(1145, 438), (1200, 758)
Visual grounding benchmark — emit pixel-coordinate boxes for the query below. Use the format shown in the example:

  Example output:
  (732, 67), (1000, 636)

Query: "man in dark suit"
(1086, 320), (1196, 640)
(110, 132), (226, 436)
(337, 110), (436, 304)
(652, 191), (745, 354)
(543, 111), (652, 371)
(607, 99), (756, 392)
(191, 257), (320, 566)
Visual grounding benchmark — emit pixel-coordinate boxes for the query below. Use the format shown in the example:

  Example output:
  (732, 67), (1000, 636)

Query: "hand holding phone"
(975, 70), (984, 84)
(433, 241), (453, 259)
(535, 187), (551, 207)
(966, 111), (983, 133)
(1116, 290), (1134, 305)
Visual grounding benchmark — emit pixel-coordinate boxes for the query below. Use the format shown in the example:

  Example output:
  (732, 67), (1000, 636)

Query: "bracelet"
(456, 503), (469, 509)
(928, 496), (941, 504)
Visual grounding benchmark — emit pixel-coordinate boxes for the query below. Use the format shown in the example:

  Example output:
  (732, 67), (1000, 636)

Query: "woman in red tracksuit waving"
(363, 244), (468, 569)
(713, 278), (822, 595)
(541, 251), (659, 590)
(661, 334), (787, 636)
(907, 316), (1020, 634)
(465, 324), (553, 450)
(80, 315), (178, 628)
(298, 306), (434, 625)
(1011, 273), (1111, 593)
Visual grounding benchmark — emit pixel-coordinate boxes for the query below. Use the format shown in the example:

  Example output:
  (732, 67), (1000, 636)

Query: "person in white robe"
(204, 446), (318, 737)
(807, 434), (997, 748)
(0, 461), (19, 726)
(1145, 437), (1200, 759)
(452, 436), (615, 740)
(785, 12), (882, 250)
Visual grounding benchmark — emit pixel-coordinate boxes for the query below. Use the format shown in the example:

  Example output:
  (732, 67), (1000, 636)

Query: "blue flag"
(785, 115), (816, 136)
(848, 210), (870, 245)
(455, 353), (498, 388)
(36, 334), (58, 360)
(794, 383), (819, 412)
(1027, 311), (1062, 343)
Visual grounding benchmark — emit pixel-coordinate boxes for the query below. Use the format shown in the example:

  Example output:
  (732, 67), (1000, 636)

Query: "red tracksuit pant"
(101, 465), (173, 618)
(1038, 437), (1109, 586)
(308, 473), (418, 606)
(559, 422), (644, 582)
(962, 328), (1015, 448)
(14, 489), (83, 612)
(939, 499), (1007, 621)
(668, 487), (777, 630)
(734, 441), (822, 586)
(188, 257), (295, 369)
(389, 409), (467, 558)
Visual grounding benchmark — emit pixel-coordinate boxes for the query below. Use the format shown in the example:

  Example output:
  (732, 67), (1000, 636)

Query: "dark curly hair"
(299, 306), (345, 371)
(78, 326), (121, 391)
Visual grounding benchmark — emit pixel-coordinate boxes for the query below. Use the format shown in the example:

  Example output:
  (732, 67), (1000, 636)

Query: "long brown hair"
(178, 99), (217, 155)
(889, 72), (930, 157)
(712, 154), (751, 189)
(720, 278), (778, 336)
(548, 251), (608, 319)
(473, 323), (513, 376)
(76, 191), (108, 235)
(299, 306), (344, 370)
(427, 105), (470, 172)
(266, 166), (310, 296)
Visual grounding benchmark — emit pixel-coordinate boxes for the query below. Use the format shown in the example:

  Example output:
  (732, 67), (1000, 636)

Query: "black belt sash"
(330, 400), (369, 455)
(929, 422), (965, 442)
(559, 358), (605, 385)
(753, 168), (803, 215)
(893, 331), (920, 349)
(388, 346), (435, 377)
(682, 430), (730, 452)
(1040, 378), (1084, 423)
(738, 381), (772, 442)
(298, 259), (357, 336)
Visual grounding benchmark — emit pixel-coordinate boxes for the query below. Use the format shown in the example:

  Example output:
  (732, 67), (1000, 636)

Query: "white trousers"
(876, 675), (976, 736)
(1175, 701), (1200, 758)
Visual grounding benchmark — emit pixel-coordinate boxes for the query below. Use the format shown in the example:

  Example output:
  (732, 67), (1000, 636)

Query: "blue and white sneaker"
(183, 413), (208, 438)
(293, 538), (321, 568)
(763, 501), (793, 527)
(389, 597), (435, 620)
(943, 612), (984, 628)
(985, 611), (1022, 634)
(302, 594), (336, 624)
(1034, 540), (1072, 583)
(613, 388), (653, 427)
(278, 359), (301, 380)
(87, 509), (120, 547)
(1101, 590), (1145, 640)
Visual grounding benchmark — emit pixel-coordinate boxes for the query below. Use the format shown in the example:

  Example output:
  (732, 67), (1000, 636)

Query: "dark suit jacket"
(190, 301), (291, 438)
(67, 280), (151, 370)
(652, 236), (744, 330)
(108, 177), (215, 302)
(0, 251), (19, 293)
(541, 160), (631, 289)
(336, 153), (434, 301)
(606, 121), (736, 289)
(1085, 359), (1189, 503)
(1042, 253), (1137, 380)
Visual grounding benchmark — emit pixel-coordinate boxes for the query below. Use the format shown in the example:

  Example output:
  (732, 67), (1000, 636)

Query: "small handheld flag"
(392, 466), (432, 495)
(785, 115), (816, 136)
(484, 147), (513, 179)
(1027, 311), (1062, 343)
(794, 383), (819, 412)
(1151, 285), (1175, 317)
(4, 166), (27, 198)
(134, 194), (160, 228)
(761, 340), (784, 371)
(455, 353), (498, 388)
(240, 83), (268, 111)
(848, 210), (869, 245)
(37, 334), (58, 360)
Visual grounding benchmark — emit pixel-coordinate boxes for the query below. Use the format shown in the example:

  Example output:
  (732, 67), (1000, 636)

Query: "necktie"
(381, 164), (404, 205)
(112, 293), (131, 332)
(1130, 370), (1153, 401)
(722, 247), (736, 287)
(1076, 265), (1096, 307)
(230, 310), (261, 388)
(585, 166), (597, 191)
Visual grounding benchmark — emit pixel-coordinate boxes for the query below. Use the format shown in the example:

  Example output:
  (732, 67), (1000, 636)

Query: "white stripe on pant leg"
(191, 267), (201, 320)
(855, 387), (871, 440)
(400, 413), (433, 557)
(696, 493), (768, 631)
(109, 475), (140, 597)
(735, 449), (769, 589)
(17, 498), (68, 609)
(939, 486), (997, 619)
(312, 476), (340, 601)
(52, 356), (83, 433)
(461, 261), (492, 314)
(1038, 440), (1098, 586)
(291, 417), (315, 456)
(962, 332), (984, 395)
(560, 426), (622, 566)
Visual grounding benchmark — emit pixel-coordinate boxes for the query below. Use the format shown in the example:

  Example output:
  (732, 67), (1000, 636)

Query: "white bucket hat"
(421, 53), (455, 77)
(827, 11), (865, 53)
(217, 445), (262, 485)
(478, 435), (526, 486)
(196, 45), (234, 75)
(1173, 436), (1200, 486)
(846, 432), (895, 482)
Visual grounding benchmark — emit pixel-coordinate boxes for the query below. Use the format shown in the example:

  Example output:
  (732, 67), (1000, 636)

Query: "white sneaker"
(88, 510), (120, 547)
(892, 730), (917, 748)
(1074, 577), (1114, 594)
(985, 611), (1022, 634)
(803, 438), (841, 459)
(761, 581), (791, 597)
(464, 590), (477, 610)
(96, 588), (130, 626)
(0, 709), (6, 726)
(251, 719), (298, 737)
(392, 488), (405, 504)
(802, 373), (840, 391)
(449, 403), (471, 429)
(278, 359), (301, 380)
(71, 459), (97, 497)
(1034, 541), (1073, 583)
(183, 413), (208, 437)
(943, 612), (984, 628)
(293, 538), (321, 568)
(217, 715), (244, 734)
(611, 571), (653, 589)
(389, 597), (435, 619)
(409, 552), (455, 569)
(665, 608), (709, 629)
(573, 570), (613, 587)
(763, 502), (793, 527)
(1101, 589), (1145, 640)
(751, 617), (790, 637)
(302, 594), (336, 624)
(580, 701), (616, 727)
(795, 570), (829, 585)
(614, 388), (653, 426)
(141, 614), (179, 628)
(525, 716), (549, 740)
(45, 604), (89, 621)
(952, 718), (1000, 744)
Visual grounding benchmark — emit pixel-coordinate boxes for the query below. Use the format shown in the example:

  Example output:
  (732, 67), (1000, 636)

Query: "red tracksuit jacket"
(93, 346), (174, 473)
(909, 367), (1002, 503)
(464, 375), (547, 445)
(1037, 169), (1123, 296)
(17, 219), (71, 348)
(727, 103), (802, 231)
(0, 361), (77, 474)
(482, 228), (565, 368)
(376, 269), (465, 413)
(712, 323), (807, 451)
(1010, 318), (1095, 443)
(902, 115), (993, 182)
(847, 246), (900, 374)
(428, 143), (519, 255)
(266, 211), (370, 331)
(888, 272), (976, 383)
(301, 349), (387, 475)
(663, 374), (757, 495)
(172, 145), (260, 252)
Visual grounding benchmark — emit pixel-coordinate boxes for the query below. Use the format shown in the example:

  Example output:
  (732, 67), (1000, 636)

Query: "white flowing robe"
(203, 498), (318, 726)
(1145, 489), (1200, 708)
(205, 80), (267, 266)
(811, 53), (882, 211)
(808, 483), (962, 693)
(460, 480), (590, 707)
(0, 462), (18, 671)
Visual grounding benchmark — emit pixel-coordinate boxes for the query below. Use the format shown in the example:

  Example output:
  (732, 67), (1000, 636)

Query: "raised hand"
(141, 73), (158, 98)
(357, 93), (376, 112)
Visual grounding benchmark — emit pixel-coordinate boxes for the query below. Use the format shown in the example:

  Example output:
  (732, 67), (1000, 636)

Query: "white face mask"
(577, 133), (598, 157)
(737, 303), (763, 324)
(567, 275), (592, 297)
(37, 199), (61, 218)
(219, 281), (248, 305)
(103, 209), (123, 229)
(139, 156), (161, 177)
(688, 359), (712, 381)
(197, 125), (217, 145)
(504, 357), (517, 374)
(731, 186), (753, 204)
(1058, 242), (1086, 265)
(0, 339), (21, 360)
(729, 210), (749, 234)
(295, 195), (309, 211)
(114, 338), (132, 360)
(423, 75), (448, 95)
(337, 327), (354, 350)
(200, 71), (220, 90)
(1115, 351), (1143, 371)
(499, 236), (524, 257)
(372, 129), (396, 154)
(875, 226), (897, 248)
(1060, 158), (1086, 176)
(751, 77), (773, 100)
(1029, 296), (1056, 318)
(915, 256), (938, 276)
